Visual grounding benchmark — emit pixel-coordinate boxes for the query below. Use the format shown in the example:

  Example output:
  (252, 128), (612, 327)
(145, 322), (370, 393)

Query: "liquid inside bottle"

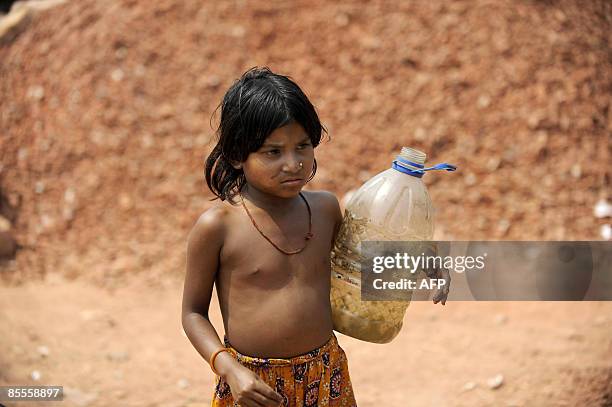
(330, 147), (436, 343)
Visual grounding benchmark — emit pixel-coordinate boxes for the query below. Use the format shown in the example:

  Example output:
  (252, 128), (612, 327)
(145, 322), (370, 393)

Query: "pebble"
(37, 345), (50, 357)
(64, 187), (76, 205)
(31, 370), (41, 381)
(601, 224), (611, 241)
(487, 373), (504, 389)
(0, 216), (10, 232)
(110, 68), (124, 82)
(35, 181), (45, 194)
(462, 381), (476, 391)
(477, 94), (491, 108)
(594, 199), (612, 218)
(494, 314), (508, 325)
(177, 378), (190, 389)
(27, 85), (45, 100)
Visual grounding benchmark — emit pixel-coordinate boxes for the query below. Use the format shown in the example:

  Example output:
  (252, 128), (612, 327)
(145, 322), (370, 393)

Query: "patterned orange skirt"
(211, 332), (357, 406)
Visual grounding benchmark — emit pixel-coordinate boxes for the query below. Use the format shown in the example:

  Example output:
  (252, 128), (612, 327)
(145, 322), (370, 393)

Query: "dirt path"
(1, 274), (611, 407)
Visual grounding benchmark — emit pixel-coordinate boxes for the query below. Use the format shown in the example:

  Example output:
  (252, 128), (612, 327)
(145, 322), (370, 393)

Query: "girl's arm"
(181, 207), (235, 375)
(181, 207), (283, 407)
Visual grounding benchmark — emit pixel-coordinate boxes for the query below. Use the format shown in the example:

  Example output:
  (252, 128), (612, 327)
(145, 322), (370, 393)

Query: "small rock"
(80, 309), (99, 321)
(118, 193), (133, 210)
(177, 378), (190, 389)
(31, 370), (41, 381)
(230, 25), (245, 38)
(570, 164), (581, 178)
(206, 75), (221, 88)
(40, 214), (55, 230)
(35, 181), (45, 194)
(565, 330), (584, 341)
(414, 127), (426, 141)
(601, 224), (611, 241)
(0, 215), (11, 232)
(594, 199), (612, 218)
(497, 219), (511, 235)
(494, 314), (508, 325)
(462, 381), (476, 391)
(64, 187), (76, 205)
(27, 85), (44, 100)
(487, 374), (504, 389)
(110, 68), (124, 82)
(141, 134), (154, 149)
(335, 13), (349, 26)
(62, 206), (75, 221)
(477, 95), (491, 108)
(37, 345), (50, 357)
(465, 172), (477, 186)
(157, 103), (174, 118)
(486, 157), (501, 172)
(17, 147), (28, 162)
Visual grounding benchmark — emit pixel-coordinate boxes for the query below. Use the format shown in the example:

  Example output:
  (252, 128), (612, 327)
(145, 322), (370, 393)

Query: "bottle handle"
(392, 158), (457, 178)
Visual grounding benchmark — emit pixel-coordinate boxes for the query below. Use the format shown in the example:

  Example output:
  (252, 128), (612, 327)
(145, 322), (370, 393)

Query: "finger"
(239, 395), (267, 407)
(254, 382), (283, 404)
(247, 391), (279, 407)
(255, 383), (283, 406)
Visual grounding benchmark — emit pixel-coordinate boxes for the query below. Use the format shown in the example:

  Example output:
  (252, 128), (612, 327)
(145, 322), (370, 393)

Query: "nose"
(281, 154), (302, 173)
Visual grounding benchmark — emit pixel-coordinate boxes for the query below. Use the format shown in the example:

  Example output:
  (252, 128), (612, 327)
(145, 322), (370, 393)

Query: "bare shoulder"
(302, 190), (342, 221)
(188, 200), (233, 249)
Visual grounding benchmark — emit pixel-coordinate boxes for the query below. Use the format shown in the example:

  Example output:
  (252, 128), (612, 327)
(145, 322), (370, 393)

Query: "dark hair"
(205, 67), (327, 201)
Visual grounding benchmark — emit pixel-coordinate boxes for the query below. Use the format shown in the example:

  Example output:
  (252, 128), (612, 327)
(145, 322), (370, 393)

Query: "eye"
(297, 142), (311, 150)
(265, 149), (280, 156)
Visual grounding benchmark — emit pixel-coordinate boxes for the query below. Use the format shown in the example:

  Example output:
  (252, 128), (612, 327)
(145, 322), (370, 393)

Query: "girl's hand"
(224, 362), (284, 407)
(432, 267), (451, 305)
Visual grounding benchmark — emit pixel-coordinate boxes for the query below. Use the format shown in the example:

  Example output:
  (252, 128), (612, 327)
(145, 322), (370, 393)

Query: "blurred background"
(0, 0), (610, 406)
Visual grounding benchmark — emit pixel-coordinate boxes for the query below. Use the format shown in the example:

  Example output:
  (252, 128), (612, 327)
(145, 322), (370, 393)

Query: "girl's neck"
(241, 185), (301, 212)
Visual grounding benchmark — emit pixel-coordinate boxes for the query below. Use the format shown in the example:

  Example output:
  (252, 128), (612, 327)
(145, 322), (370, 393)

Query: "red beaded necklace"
(239, 192), (314, 255)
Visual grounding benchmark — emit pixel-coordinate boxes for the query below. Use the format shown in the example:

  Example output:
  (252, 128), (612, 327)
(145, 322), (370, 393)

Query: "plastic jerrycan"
(330, 147), (456, 343)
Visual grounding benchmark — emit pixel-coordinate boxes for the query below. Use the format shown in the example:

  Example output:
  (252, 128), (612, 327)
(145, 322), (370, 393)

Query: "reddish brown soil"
(0, 1), (610, 406)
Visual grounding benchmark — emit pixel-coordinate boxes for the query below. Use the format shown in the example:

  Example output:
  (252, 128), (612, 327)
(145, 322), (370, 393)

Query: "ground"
(0, 0), (611, 406)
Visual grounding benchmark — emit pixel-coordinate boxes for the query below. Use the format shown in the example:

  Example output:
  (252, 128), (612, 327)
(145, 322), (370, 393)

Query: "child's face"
(240, 121), (314, 199)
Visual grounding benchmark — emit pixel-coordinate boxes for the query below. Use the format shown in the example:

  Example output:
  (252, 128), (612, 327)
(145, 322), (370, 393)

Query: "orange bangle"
(210, 348), (230, 376)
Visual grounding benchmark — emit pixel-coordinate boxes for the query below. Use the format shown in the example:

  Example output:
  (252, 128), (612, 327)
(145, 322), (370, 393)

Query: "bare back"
(211, 190), (341, 358)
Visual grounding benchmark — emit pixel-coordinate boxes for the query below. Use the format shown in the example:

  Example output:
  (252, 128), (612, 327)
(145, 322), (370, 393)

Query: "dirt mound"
(0, 0), (610, 284)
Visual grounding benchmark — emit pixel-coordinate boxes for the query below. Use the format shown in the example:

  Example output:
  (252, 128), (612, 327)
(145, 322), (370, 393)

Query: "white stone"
(594, 199), (612, 218)
(177, 378), (190, 389)
(111, 68), (124, 82)
(462, 381), (476, 391)
(601, 224), (611, 241)
(31, 370), (41, 381)
(487, 374), (504, 389)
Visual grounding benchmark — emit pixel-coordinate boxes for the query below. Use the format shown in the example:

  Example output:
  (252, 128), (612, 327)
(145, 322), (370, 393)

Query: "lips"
(281, 178), (304, 184)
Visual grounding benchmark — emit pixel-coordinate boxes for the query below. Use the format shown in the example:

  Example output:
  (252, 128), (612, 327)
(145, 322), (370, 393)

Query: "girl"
(182, 67), (358, 407)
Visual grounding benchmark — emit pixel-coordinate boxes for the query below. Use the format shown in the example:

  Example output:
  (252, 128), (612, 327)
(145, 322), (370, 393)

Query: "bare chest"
(219, 207), (334, 287)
